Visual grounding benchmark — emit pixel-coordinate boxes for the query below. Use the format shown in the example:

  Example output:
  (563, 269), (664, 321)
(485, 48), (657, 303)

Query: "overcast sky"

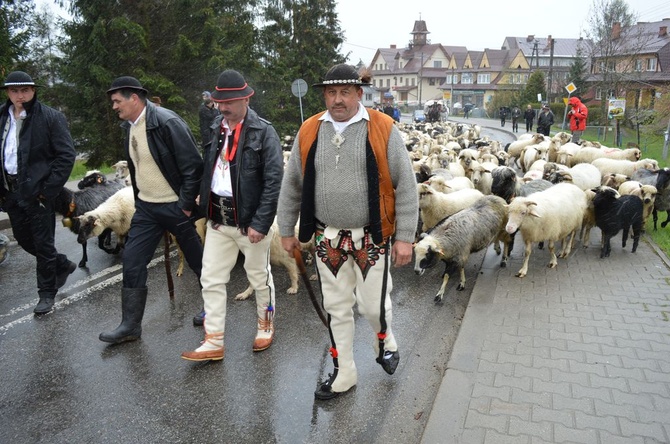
(335, 0), (670, 65)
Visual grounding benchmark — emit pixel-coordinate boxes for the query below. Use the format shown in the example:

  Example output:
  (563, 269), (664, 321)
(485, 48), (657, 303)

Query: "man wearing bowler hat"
(181, 70), (283, 361)
(0, 71), (77, 315)
(277, 64), (418, 400)
(99, 76), (204, 344)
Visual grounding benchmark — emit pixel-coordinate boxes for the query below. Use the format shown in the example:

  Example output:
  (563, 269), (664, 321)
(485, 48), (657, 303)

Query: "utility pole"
(450, 66), (454, 111)
(419, 52), (424, 107)
(547, 38), (555, 104)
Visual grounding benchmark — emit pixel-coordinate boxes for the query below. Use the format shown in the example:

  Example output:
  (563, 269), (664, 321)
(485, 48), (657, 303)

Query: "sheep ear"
(93, 219), (101, 227)
(529, 209), (541, 218)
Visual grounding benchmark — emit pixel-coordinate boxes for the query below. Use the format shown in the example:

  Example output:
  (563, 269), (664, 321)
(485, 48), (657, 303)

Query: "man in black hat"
(99, 76), (204, 344)
(277, 64), (418, 400)
(181, 69), (283, 361)
(198, 91), (219, 152)
(0, 71), (77, 315)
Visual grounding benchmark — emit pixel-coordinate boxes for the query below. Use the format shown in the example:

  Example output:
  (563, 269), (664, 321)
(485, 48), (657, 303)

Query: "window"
(386, 79), (390, 87)
(647, 58), (657, 71)
(433, 60), (442, 68)
(598, 61), (606, 73)
(411, 78), (415, 86)
(477, 73), (490, 84)
(461, 73), (473, 84)
(634, 59), (643, 72)
(595, 88), (602, 100)
(429, 78), (436, 85)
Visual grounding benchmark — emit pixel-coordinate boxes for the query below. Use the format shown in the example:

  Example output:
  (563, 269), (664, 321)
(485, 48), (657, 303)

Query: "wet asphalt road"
(0, 122), (514, 444)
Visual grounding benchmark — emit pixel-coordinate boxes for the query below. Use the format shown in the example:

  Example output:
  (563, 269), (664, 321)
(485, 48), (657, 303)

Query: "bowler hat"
(107, 76), (148, 95)
(313, 64), (371, 87)
(1, 71), (40, 89)
(210, 70), (254, 102)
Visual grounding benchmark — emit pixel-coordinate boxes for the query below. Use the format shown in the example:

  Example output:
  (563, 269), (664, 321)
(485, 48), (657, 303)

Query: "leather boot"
(99, 287), (148, 344)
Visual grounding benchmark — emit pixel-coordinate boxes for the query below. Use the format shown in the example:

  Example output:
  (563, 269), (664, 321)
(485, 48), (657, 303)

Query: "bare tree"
(584, 0), (656, 125)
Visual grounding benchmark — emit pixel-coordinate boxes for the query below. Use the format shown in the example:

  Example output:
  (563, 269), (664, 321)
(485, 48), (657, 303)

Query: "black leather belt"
(210, 192), (236, 226)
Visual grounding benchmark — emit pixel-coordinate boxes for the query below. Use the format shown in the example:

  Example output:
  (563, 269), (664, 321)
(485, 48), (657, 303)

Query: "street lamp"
(419, 52), (424, 107)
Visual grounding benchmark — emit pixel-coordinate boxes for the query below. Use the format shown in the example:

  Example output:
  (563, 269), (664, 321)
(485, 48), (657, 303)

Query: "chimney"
(390, 44), (396, 49)
(526, 34), (534, 42)
(612, 22), (621, 40)
(660, 26), (668, 37)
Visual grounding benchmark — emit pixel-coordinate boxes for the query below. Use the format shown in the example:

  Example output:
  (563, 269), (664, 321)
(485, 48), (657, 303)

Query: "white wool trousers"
(314, 228), (397, 392)
(200, 221), (275, 338)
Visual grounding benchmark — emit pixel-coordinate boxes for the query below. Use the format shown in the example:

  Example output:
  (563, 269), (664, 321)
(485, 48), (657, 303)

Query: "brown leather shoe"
(181, 332), (224, 361)
(181, 348), (224, 361)
(252, 318), (274, 352)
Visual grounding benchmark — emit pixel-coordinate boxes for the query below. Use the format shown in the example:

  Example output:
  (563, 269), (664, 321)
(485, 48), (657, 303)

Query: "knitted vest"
(298, 109), (395, 244)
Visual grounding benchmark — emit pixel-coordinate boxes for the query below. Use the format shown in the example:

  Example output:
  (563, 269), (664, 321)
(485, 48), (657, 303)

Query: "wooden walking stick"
(293, 247), (328, 327)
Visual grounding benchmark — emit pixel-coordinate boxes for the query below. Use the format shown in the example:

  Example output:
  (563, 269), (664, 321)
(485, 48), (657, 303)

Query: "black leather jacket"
(200, 107), (283, 235)
(121, 102), (203, 213)
(0, 96), (75, 201)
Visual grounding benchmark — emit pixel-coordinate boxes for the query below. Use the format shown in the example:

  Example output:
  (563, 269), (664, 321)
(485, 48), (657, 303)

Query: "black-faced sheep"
(56, 171), (127, 267)
(630, 167), (670, 230)
(591, 186), (643, 258)
(414, 195), (509, 302)
(505, 183), (587, 277)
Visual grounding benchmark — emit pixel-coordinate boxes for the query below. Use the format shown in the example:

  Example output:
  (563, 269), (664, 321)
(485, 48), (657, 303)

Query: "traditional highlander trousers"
(278, 89), (419, 400)
(181, 69), (283, 361)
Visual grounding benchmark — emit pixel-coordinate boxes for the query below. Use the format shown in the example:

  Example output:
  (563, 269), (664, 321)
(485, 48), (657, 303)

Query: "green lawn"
(70, 160), (115, 181)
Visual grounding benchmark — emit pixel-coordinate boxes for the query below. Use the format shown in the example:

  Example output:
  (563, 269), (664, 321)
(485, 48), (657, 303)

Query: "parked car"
(413, 109), (426, 123)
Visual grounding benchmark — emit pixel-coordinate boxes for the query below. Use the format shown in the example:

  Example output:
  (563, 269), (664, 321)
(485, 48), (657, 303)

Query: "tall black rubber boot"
(99, 287), (148, 344)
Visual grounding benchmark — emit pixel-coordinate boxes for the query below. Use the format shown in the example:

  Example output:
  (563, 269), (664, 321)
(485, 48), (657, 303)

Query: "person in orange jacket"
(568, 96), (588, 144)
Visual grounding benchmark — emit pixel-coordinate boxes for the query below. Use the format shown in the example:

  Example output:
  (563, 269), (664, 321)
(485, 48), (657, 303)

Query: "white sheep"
(111, 160), (131, 186)
(570, 147), (641, 165)
(426, 175), (474, 194)
(506, 134), (545, 167)
(555, 142), (582, 166)
(470, 161), (497, 195)
(591, 158), (659, 178)
(546, 163), (601, 191)
(505, 182), (587, 278)
(601, 172), (630, 189)
(417, 183), (483, 232)
(520, 144), (549, 173)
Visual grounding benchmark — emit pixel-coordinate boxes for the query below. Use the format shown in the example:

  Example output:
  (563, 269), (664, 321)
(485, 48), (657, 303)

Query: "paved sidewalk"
(420, 129), (670, 443)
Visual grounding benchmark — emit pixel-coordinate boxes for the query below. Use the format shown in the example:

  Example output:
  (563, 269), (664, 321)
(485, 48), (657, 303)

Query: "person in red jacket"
(568, 96), (588, 144)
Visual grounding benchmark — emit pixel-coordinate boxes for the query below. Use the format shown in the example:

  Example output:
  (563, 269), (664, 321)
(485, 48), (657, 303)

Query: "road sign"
(565, 82), (577, 94)
(291, 79), (308, 98)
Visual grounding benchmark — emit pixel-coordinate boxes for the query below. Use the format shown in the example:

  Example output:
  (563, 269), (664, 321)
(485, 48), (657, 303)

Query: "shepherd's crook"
(293, 247), (328, 327)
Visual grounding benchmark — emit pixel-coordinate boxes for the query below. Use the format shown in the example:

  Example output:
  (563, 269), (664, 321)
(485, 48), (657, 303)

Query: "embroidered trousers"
(314, 227), (397, 392)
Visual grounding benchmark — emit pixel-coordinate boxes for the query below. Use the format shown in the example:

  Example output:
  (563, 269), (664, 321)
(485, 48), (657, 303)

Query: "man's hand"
(391, 240), (413, 267)
(247, 227), (266, 244)
(281, 236), (300, 254)
(182, 209), (192, 218)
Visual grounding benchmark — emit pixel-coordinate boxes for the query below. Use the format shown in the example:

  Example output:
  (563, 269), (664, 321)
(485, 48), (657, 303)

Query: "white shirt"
(319, 103), (369, 134)
(211, 119), (244, 197)
(2, 105), (25, 174)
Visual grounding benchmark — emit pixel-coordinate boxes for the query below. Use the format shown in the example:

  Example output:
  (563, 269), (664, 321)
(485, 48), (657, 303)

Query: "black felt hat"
(313, 64), (371, 87)
(1, 71), (40, 89)
(210, 70), (254, 102)
(106, 76), (148, 95)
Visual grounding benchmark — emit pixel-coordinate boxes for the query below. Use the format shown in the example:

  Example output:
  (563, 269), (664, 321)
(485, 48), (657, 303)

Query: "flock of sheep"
(47, 118), (670, 305)
(404, 119), (670, 302)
